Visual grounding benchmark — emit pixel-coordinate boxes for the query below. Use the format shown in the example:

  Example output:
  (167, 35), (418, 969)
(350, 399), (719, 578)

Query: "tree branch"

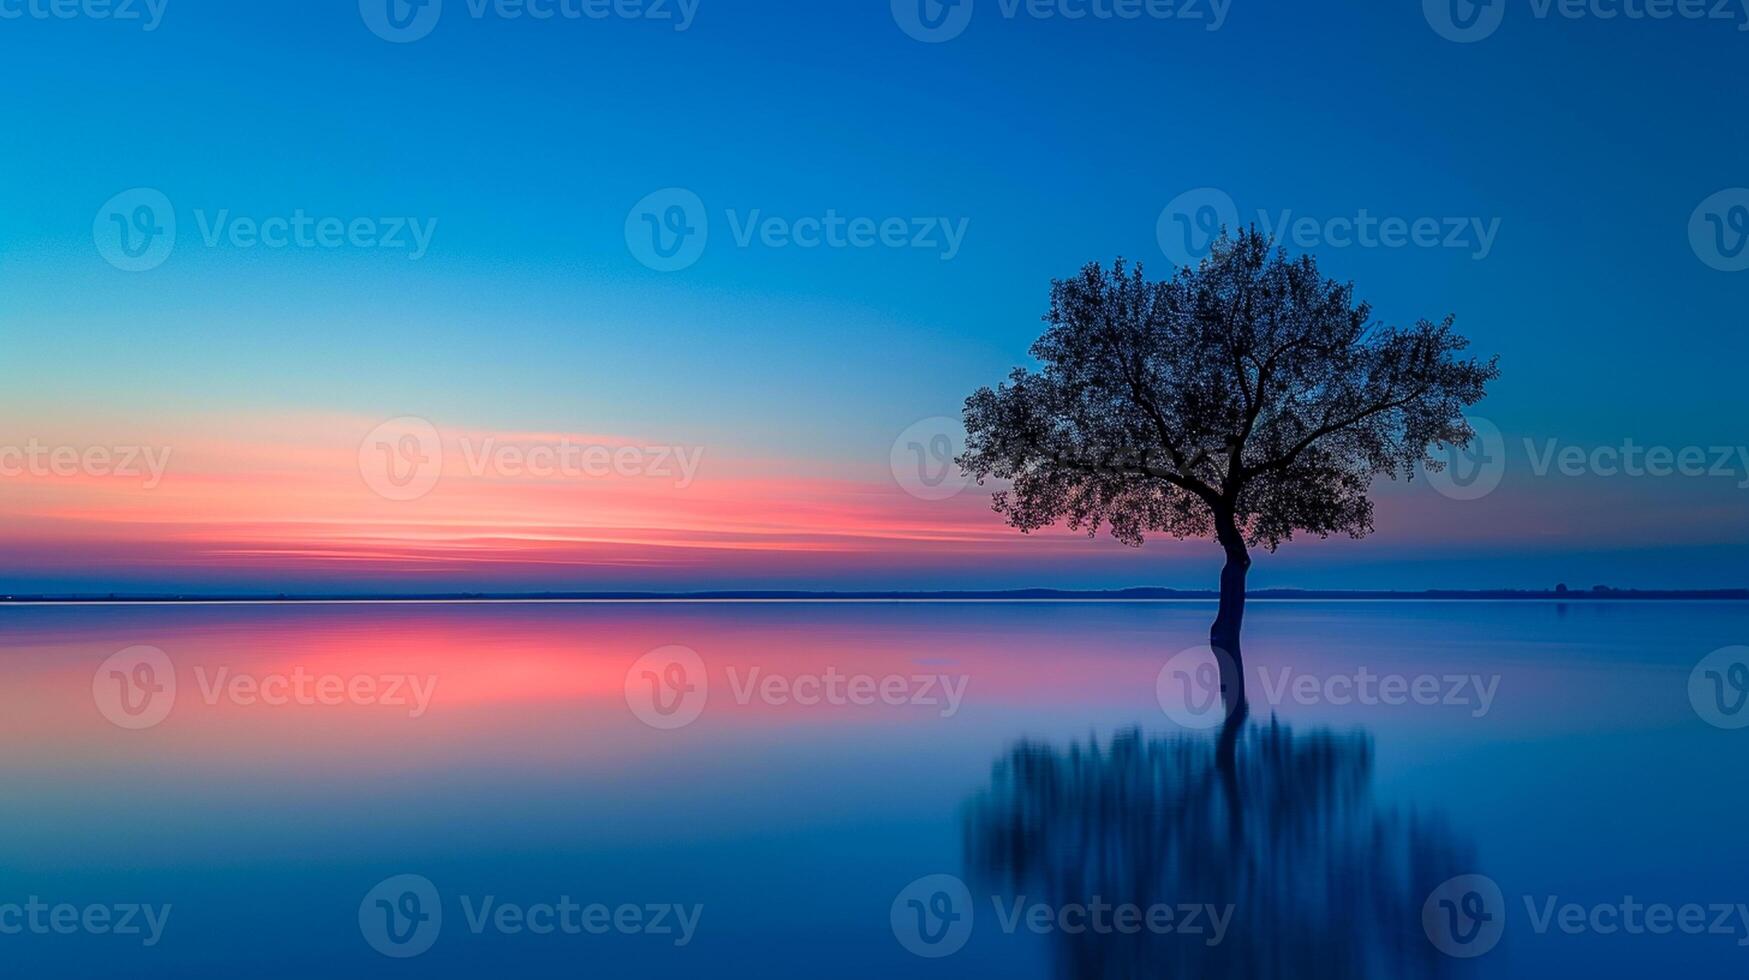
(1239, 387), (1429, 482)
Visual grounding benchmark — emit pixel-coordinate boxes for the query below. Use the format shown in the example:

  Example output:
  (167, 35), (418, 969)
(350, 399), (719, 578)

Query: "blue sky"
(1, 0), (1746, 591)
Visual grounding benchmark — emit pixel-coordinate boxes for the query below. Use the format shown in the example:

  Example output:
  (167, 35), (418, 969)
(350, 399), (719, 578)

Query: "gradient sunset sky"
(2, 0), (1745, 594)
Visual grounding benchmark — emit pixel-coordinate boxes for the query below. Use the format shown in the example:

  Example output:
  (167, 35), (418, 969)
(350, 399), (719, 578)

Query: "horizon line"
(5, 586), (1747, 605)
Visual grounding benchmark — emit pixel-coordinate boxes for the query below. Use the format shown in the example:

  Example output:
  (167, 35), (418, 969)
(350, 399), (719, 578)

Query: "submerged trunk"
(1211, 509), (1251, 771)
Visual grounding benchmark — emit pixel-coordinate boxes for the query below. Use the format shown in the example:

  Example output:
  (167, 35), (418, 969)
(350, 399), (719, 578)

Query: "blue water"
(0, 600), (1744, 977)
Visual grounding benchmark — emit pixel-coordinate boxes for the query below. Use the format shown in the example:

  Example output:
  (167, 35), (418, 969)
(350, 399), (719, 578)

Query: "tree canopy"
(960, 230), (1499, 555)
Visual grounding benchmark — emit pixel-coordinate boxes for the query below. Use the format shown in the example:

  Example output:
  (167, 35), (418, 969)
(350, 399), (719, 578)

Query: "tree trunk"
(1211, 509), (1251, 772)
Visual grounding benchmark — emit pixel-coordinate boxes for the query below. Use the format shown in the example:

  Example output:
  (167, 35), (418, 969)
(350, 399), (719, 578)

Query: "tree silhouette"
(959, 230), (1498, 765)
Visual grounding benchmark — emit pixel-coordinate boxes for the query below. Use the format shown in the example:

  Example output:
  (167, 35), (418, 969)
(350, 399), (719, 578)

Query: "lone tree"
(959, 230), (1498, 763)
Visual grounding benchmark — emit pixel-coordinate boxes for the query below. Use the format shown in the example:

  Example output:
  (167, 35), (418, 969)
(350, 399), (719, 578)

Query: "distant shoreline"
(3, 587), (1746, 604)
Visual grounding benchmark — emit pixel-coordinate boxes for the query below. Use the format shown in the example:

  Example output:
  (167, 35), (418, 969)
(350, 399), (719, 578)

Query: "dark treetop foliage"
(959, 230), (1499, 552)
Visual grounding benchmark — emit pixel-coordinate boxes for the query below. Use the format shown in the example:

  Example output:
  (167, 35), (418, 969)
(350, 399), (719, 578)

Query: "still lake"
(1, 600), (1744, 977)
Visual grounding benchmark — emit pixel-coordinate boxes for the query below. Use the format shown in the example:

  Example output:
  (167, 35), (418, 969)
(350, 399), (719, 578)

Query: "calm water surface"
(1, 600), (1744, 977)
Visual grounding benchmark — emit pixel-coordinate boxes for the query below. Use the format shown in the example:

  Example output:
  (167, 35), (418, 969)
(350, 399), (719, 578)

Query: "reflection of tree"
(963, 723), (1475, 979)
